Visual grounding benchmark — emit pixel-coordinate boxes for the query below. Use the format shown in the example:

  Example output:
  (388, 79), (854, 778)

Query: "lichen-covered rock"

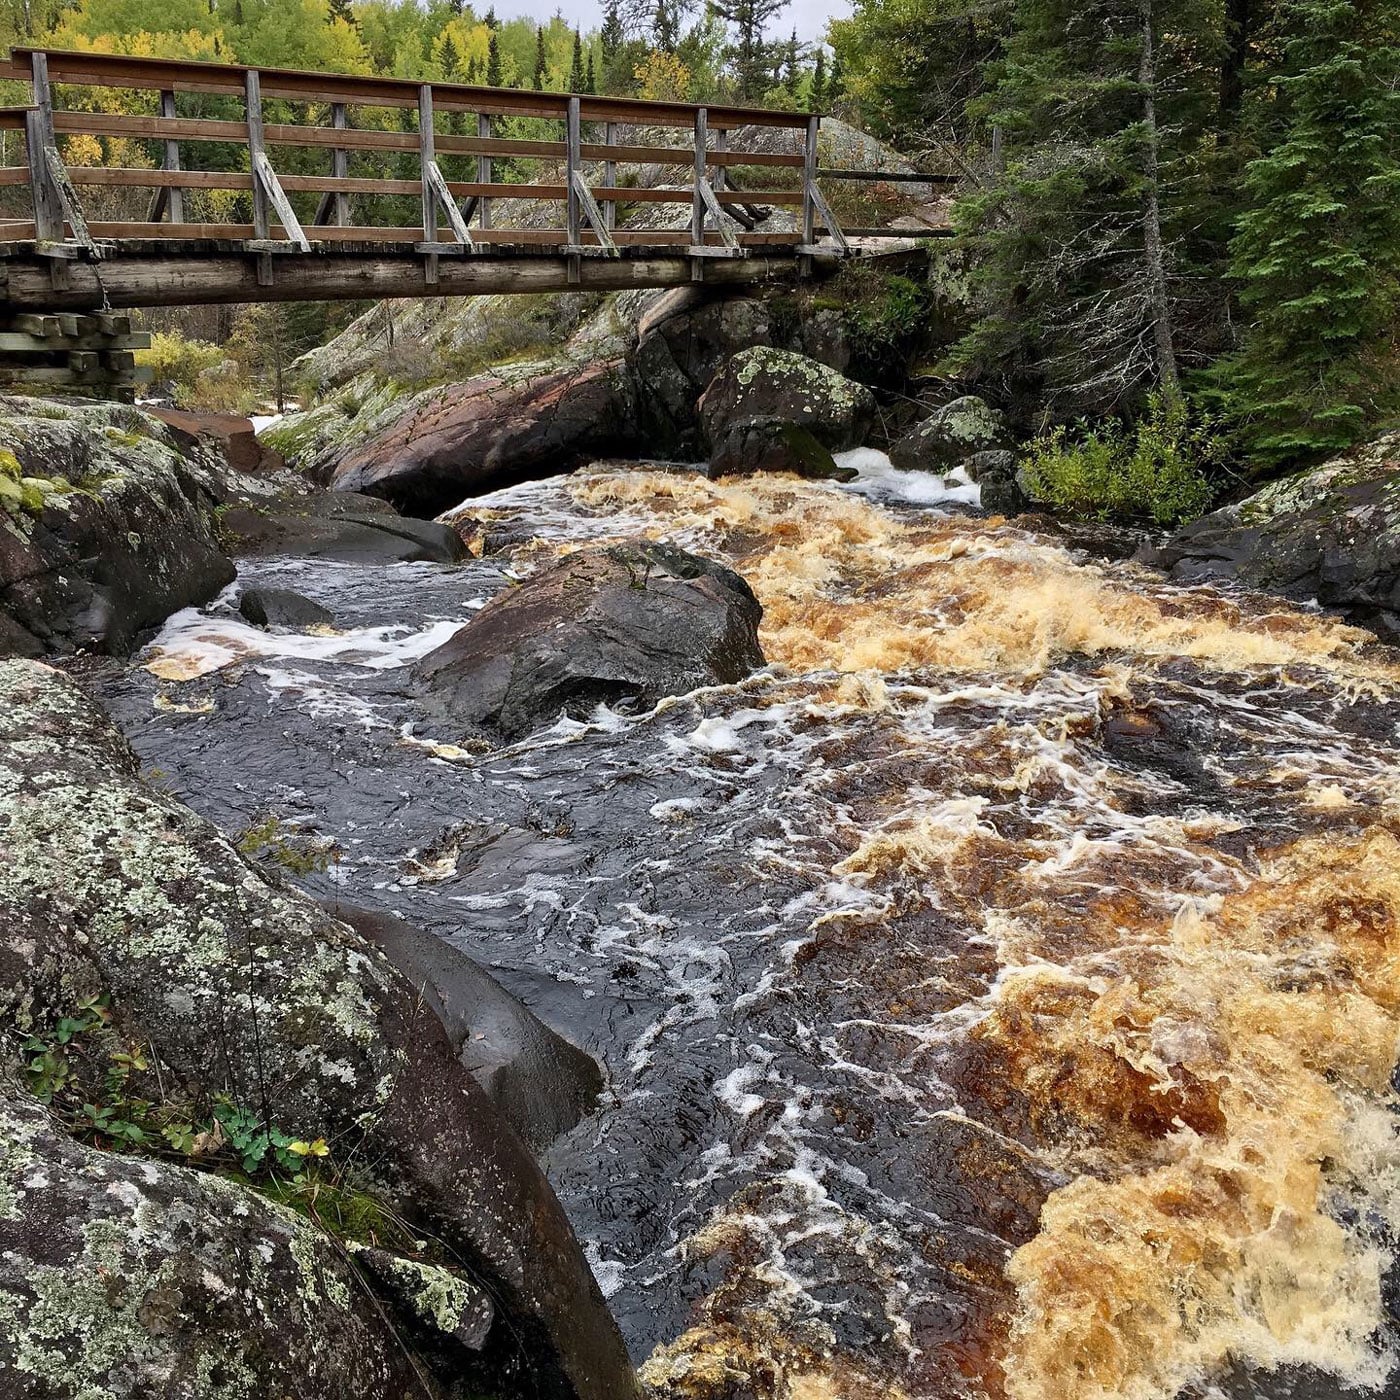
(412, 540), (765, 741)
(1140, 432), (1400, 640)
(698, 347), (876, 456)
(0, 659), (639, 1400)
(0, 1091), (428, 1400)
(706, 419), (855, 482)
(964, 449), (1025, 516)
(0, 399), (236, 656)
(887, 395), (1012, 474)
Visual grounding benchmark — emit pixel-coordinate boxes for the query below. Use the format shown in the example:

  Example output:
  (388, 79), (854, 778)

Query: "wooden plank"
(802, 113), (818, 249)
(571, 171), (617, 255)
(331, 103), (349, 228)
(818, 167), (957, 184)
(807, 178), (850, 254)
(7, 313), (61, 336)
(149, 89), (183, 224)
(565, 96), (581, 252)
(252, 151), (310, 251)
(0, 331), (150, 351)
(27, 56), (64, 244)
(0, 167), (29, 185)
(603, 121), (616, 232)
(691, 107), (706, 250)
(424, 160), (472, 246)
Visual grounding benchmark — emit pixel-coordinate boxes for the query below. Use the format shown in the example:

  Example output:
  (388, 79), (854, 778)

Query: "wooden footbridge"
(0, 47), (943, 394)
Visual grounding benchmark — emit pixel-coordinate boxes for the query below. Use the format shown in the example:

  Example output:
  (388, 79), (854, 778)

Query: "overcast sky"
(503, 0), (852, 44)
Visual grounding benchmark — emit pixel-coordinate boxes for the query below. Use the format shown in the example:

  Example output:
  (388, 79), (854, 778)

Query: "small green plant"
(1019, 397), (1224, 526)
(236, 815), (336, 875)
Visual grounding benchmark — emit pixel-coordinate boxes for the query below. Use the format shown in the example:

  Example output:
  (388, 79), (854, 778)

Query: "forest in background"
(1, 0), (1397, 517)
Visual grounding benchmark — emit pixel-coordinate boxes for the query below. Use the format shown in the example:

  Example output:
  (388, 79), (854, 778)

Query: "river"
(89, 455), (1400, 1400)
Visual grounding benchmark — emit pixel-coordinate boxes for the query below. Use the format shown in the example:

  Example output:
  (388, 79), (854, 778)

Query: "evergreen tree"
(809, 46), (826, 110)
(486, 28), (502, 85)
(439, 29), (460, 79)
(569, 27), (586, 89)
(326, 0), (355, 26)
(948, 0), (1219, 416)
(585, 49), (596, 92)
(826, 51), (842, 100)
(654, 0), (679, 52)
(484, 6), (497, 27)
(782, 26), (800, 94)
(601, 0), (624, 60)
(710, 0), (788, 100)
(532, 23), (548, 88)
(1212, 0), (1400, 462)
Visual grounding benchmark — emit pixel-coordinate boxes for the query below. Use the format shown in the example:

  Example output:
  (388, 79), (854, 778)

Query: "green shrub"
(1020, 398), (1223, 526)
(136, 330), (224, 396)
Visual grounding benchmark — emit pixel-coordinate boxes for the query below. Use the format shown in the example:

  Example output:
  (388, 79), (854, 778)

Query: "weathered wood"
(692, 107), (707, 250)
(6, 313), (60, 336)
(806, 178), (850, 254)
(565, 96), (581, 252)
(251, 151), (310, 251)
(26, 56), (64, 244)
(244, 70), (268, 241)
(603, 120), (617, 232)
(0, 331), (149, 351)
(818, 167), (957, 183)
(3, 249), (843, 309)
(477, 112), (492, 230)
(161, 90), (183, 223)
(424, 159), (472, 247)
(571, 171), (617, 256)
(331, 103), (350, 228)
(802, 113), (819, 250)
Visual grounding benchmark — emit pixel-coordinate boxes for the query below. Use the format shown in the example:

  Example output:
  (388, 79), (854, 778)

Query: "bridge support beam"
(0, 249), (859, 312)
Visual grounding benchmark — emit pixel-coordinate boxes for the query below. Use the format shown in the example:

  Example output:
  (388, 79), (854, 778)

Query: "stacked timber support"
(0, 311), (150, 401)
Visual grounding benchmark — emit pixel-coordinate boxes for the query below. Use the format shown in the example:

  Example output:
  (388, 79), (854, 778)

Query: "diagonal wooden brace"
(251, 151), (310, 251)
(695, 176), (739, 251)
(570, 170), (618, 256)
(423, 159), (473, 248)
(805, 178), (850, 254)
(43, 144), (98, 256)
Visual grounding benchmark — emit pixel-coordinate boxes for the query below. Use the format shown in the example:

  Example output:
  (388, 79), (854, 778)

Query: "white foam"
(834, 447), (983, 510)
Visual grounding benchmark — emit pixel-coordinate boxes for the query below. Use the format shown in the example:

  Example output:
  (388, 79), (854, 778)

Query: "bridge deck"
(0, 48), (949, 313)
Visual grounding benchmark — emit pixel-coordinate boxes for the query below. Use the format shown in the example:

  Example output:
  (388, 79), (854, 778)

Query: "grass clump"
(1019, 397), (1224, 526)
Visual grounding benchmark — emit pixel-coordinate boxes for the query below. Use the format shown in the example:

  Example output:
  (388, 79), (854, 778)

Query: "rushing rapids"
(90, 456), (1400, 1400)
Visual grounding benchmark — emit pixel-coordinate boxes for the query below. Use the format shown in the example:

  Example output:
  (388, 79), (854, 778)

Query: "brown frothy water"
(451, 470), (1400, 1400)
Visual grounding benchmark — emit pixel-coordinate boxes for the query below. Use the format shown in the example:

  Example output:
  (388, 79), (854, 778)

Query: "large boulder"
(888, 395), (1012, 473)
(1140, 432), (1400, 640)
(332, 902), (604, 1154)
(0, 399), (235, 656)
(0, 1091), (440, 1399)
(217, 490), (466, 565)
(0, 659), (639, 1400)
(698, 347), (876, 462)
(325, 360), (643, 518)
(706, 419), (855, 482)
(149, 406), (285, 476)
(412, 540), (765, 741)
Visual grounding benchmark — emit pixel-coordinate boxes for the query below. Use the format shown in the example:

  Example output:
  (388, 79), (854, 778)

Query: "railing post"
(158, 90), (182, 223)
(603, 120), (617, 231)
(245, 69), (269, 240)
(802, 112), (819, 250)
(714, 125), (727, 200)
(26, 52), (64, 244)
(477, 111), (492, 231)
(565, 95), (581, 253)
(692, 106), (707, 251)
(331, 102), (350, 227)
(419, 83), (436, 246)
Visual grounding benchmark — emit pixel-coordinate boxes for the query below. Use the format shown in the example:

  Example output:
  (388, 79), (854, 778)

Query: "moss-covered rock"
(0, 398), (236, 656)
(888, 395), (1012, 473)
(0, 659), (639, 1400)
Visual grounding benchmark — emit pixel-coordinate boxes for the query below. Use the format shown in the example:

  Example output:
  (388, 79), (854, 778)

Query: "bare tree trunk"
(1138, 0), (1183, 407)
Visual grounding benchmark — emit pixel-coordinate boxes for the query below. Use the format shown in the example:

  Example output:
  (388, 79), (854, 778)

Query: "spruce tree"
(710, 0), (788, 100)
(440, 30), (460, 80)
(809, 47), (826, 110)
(486, 30), (502, 85)
(585, 50), (596, 92)
(532, 24), (548, 89)
(326, 0), (355, 26)
(569, 28), (586, 90)
(948, 0), (1217, 416)
(1213, 0), (1400, 462)
(654, 0), (679, 54)
(783, 27), (801, 94)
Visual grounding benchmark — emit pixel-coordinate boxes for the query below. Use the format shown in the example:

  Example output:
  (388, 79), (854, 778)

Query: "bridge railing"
(0, 47), (875, 282)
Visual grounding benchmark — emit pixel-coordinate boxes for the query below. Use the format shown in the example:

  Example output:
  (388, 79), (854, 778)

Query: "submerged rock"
(888, 395), (1012, 473)
(333, 902), (604, 1154)
(412, 540), (765, 741)
(238, 585), (335, 630)
(1142, 432), (1400, 639)
(0, 659), (638, 1400)
(0, 398), (235, 656)
(699, 347), (876, 458)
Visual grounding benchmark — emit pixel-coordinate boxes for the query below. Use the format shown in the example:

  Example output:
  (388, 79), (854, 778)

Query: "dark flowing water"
(90, 460), (1400, 1400)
